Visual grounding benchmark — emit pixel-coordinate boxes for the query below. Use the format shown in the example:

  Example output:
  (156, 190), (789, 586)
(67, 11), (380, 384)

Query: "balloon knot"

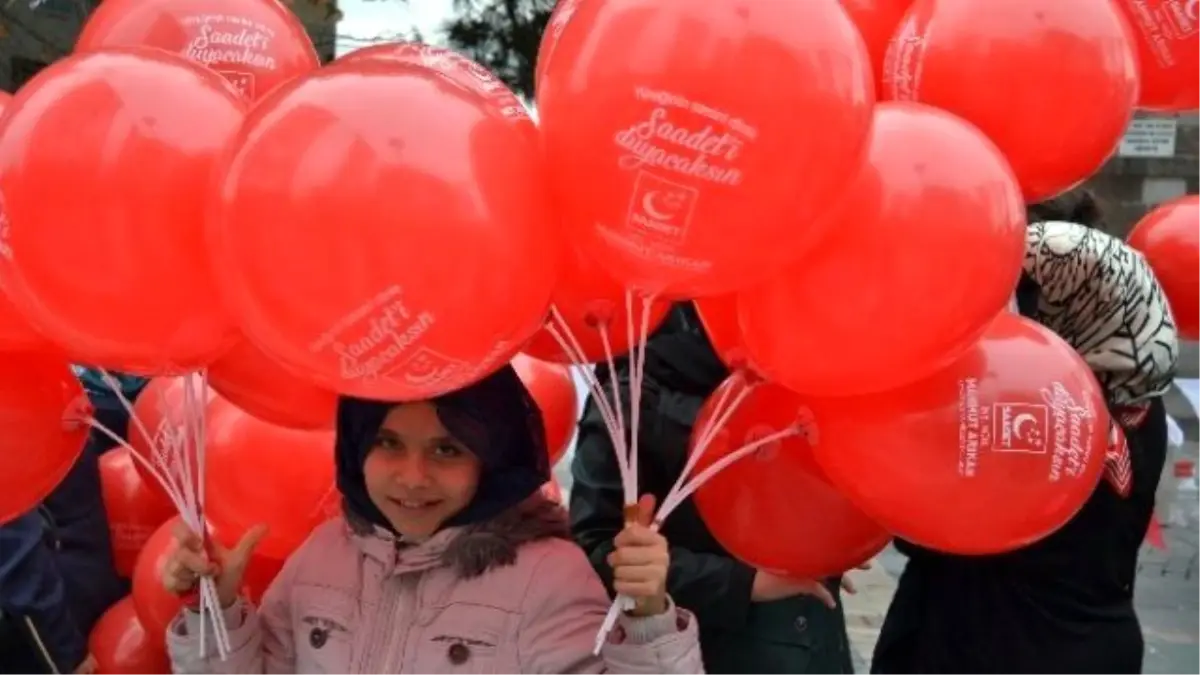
(61, 394), (93, 432)
(793, 407), (819, 445)
(582, 299), (617, 329)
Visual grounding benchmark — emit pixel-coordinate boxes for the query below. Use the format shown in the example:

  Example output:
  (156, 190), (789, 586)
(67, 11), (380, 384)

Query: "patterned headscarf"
(1021, 221), (1179, 407)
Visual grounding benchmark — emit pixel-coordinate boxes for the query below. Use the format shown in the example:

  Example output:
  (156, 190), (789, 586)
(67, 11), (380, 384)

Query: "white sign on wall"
(1118, 118), (1178, 158)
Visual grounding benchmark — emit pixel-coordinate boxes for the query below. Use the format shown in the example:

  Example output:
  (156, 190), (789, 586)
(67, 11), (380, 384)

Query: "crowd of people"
(0, 188), (1184, 673)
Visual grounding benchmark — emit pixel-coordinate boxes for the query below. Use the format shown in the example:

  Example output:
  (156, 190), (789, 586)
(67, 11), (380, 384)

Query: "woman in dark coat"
(872, 191), (1179, 673)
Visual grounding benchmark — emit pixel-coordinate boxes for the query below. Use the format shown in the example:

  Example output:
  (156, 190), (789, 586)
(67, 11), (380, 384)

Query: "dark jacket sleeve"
(0, 510), (89, 673)
(568, 384), (757, 632)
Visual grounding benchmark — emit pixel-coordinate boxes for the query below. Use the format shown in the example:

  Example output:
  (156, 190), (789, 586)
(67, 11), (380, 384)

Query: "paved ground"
(844, 528), (1198, 674)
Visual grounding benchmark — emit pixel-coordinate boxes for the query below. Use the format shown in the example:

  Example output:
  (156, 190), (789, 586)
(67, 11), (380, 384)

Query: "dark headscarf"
(335, 364), (551, 535)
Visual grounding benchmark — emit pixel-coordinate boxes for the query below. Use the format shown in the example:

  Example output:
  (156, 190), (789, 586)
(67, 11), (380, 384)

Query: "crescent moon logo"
(1012, 413), (1044, 448)
(402, 350), (459, 386)
(641, 190), (676, 221)
(1013, 413), (1036, 437)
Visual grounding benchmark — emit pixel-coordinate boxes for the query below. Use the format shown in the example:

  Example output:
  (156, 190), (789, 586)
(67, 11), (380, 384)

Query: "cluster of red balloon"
(92, 378), (335, 672)
(0, 0), (1194, 657)
(524, 0), (1195, 579)
(0, 3), (564, 667)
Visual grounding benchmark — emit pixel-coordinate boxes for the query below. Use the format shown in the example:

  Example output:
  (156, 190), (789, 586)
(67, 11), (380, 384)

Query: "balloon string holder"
(548, 292), (806, 651)
(84, 368), (232, 659)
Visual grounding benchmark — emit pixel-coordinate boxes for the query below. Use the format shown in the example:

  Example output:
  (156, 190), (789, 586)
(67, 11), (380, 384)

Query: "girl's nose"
(391, 452), (432, 487)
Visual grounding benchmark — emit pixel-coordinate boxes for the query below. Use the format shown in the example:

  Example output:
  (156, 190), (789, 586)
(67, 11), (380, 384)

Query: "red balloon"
(512, 354), (579, 464)
(126, 376), (217, 497)
(883, 0), (1138, 201)
(740, 102), (1026, 397)
(693, 375), (891, 578)
(76, 0), (319, 102)
(0, 353), (89, 524)
(89, 596), (171, 674)
(205, 404), (339, 561)
(840, 0), (914, 89)
(812, 313), (1109, 555)
(693, 295), (752, 371)
(534, 0), (586, 96)
(335, 42), (533, 122)
(539, 0), (874, 297)
(209, 61), (560, 400)
(0, 49), (245, 373)
(208, 339), (337, 429)
(522, 244), (671, 364)
(0, 91), (50, 353)
(1112, 0), (1199, 111)
(1127, 195), (1199, 339)
(100, 448), (177, 578)
(131, 517), (185, 643)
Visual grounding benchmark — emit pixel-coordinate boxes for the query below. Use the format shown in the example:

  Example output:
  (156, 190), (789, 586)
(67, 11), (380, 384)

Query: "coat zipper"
(384, 572), (428, 673)
(362, 543), (405, 673)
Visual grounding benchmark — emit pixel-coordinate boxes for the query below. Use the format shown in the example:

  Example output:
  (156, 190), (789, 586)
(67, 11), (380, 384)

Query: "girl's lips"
(389, 497), (442, 510)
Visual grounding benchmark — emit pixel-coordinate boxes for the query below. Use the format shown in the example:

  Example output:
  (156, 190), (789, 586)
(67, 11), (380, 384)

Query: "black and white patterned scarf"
(1022, 221), (1179, 497)
(1022, 221), (1179, 407)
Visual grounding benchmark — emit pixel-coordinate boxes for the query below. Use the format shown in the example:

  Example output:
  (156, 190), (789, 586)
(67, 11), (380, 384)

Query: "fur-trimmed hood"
(345, 492), (570, 579)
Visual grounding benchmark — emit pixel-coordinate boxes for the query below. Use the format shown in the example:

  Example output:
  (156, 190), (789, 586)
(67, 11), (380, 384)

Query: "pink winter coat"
(167, 496), (704, 673)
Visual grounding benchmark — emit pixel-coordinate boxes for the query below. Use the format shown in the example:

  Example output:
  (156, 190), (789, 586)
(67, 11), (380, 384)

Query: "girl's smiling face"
(362, 402), (481, 540)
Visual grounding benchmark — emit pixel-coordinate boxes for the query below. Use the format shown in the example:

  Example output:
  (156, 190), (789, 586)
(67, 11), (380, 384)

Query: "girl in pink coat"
(162, 365), (703, 673)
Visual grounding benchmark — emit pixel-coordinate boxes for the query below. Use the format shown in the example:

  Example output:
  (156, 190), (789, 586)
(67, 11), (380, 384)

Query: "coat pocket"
(409, 603), (515, 674)
(292, 585), (357, 674)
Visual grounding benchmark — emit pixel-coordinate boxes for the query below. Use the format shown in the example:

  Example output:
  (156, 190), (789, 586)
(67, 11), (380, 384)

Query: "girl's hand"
(607, 495), (670, 617)
(161, 520), (267, 608)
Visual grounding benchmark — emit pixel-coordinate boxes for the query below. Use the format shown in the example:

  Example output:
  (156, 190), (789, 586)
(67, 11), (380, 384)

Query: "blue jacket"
(0, 373), (141, 671)
(0, 440), (126, 672)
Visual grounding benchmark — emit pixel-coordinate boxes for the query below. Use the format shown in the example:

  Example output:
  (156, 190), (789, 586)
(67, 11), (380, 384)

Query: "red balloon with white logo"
(840, 0), (914, 89)
(883, 0), (1138, 201)
(692, 375), (891, 578)
(1111, 0), (1199, 111)
(76, 0), (319, 102)
(812, 313), (1109, 555)
(209, 54), (559, 400)
(337, 42), (534, 124)
(539, 0), (874, 297)
(99, 448), (176, 578)
(125, 376), (217, 499)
